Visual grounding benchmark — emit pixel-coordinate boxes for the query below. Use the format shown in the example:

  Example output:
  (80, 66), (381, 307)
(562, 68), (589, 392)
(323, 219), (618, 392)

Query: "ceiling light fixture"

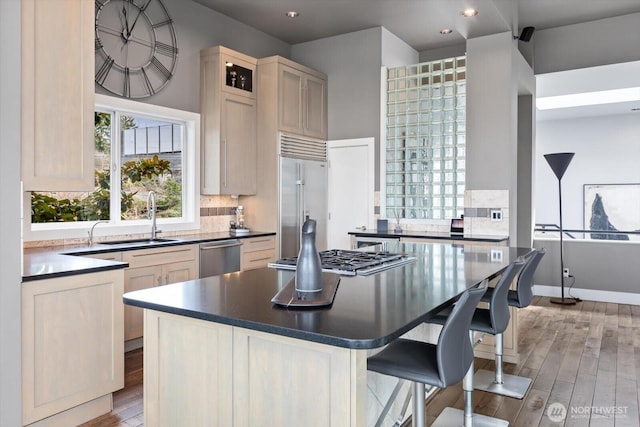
(440, 28), (453, 35)
(537, 87), (640, 110)
(285, 11), (299, 18)
(461, 8), (478, 17)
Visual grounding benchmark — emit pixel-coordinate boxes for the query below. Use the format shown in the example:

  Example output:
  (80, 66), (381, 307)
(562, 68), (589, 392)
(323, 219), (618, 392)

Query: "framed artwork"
(583, 184), (640, 241)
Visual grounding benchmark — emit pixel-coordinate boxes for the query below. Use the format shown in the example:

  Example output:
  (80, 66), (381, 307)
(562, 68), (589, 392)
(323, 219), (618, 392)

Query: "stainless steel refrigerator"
(279, 156), (328, 259)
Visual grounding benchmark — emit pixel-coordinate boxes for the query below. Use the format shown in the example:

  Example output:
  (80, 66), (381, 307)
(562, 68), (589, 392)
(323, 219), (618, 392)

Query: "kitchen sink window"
(384, 56), (466, 220)
(26, 95), (200, 241)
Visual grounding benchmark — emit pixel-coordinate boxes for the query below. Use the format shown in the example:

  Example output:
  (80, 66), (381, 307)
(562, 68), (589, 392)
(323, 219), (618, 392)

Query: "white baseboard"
(534, 284), (640, 305)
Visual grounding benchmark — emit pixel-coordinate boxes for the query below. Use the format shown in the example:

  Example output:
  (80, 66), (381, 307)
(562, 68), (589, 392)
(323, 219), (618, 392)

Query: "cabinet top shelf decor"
(201, 46), (257, 100)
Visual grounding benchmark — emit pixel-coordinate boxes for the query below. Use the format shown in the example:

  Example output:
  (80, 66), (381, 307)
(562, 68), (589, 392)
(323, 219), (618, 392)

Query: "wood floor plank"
(512, 388), (550, 426)
(555, 323), (589, 384)
(564, 373), (597, 427)
(538, 380), (574, 427)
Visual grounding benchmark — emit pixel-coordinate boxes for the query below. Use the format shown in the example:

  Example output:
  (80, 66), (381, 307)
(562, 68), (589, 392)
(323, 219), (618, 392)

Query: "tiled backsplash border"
(200, 207), (236, 217)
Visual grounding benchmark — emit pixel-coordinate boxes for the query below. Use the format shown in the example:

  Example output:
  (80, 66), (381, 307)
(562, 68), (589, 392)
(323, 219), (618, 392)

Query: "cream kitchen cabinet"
(200, 46), (257, 195)
(259, 56), (327, 140)
(123, 245), (198, 341)
(241, 236), (276, 271)
(22, 269), (124, 426)
(21, 0), (94, 191)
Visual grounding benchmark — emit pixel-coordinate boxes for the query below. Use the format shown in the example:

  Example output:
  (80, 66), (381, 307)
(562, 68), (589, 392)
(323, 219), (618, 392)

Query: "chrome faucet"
(88, 220), (109, 245)
(147, 191), (161, 240)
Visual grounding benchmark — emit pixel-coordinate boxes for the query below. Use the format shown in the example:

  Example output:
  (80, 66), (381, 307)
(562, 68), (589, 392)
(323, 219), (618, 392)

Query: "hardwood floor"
(82, 297), (640, 426)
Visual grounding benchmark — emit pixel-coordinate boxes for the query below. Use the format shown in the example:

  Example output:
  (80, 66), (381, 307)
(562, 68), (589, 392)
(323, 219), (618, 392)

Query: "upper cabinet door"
(303, 74), (327, 140)
(277, 63), (327, 140)
(21, 0), (94, 191)
(279, 65), (304, 134)
(221, 93), (257, 195)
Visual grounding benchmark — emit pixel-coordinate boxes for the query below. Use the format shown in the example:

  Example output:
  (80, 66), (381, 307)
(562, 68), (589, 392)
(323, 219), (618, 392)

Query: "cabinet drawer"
(242, 236), (275, 253)
(241, 249), (275, 271)
(123, 245), (198, 269)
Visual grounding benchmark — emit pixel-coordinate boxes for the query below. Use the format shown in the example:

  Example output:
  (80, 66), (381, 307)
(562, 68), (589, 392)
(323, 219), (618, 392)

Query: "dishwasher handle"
(200, 239), (242, 250)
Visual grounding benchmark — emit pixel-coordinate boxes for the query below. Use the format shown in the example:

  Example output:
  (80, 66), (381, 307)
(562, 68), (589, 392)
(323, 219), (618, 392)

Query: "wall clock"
(95, 0), (178, 99)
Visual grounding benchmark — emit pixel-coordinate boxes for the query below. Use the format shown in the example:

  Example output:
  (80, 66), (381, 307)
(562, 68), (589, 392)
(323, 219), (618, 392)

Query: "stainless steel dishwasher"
(199, 239), (242, 278)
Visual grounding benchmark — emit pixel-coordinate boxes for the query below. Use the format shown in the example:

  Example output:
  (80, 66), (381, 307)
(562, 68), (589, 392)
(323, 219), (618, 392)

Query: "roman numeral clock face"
(95, 0), (178, 98)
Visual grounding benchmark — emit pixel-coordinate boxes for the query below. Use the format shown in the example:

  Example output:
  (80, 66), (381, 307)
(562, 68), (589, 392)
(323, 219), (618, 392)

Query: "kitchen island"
(124, 242), (531, 426)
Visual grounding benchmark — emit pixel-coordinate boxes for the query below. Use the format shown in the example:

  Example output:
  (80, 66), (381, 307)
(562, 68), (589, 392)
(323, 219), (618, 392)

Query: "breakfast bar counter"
(124, 242), (531, 426)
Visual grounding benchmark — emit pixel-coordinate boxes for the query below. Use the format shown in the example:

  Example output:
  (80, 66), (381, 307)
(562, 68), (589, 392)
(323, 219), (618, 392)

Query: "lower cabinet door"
(162, 259), (198, 285)
(124, 265), (161, 341)
(22, 270), (124, 425)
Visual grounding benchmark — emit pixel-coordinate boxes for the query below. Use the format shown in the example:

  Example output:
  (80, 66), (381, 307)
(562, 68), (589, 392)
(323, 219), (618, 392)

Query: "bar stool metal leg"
(432, 332), (509, 427)
(413, 382), (426, 427)
(473, 333), (532, 399)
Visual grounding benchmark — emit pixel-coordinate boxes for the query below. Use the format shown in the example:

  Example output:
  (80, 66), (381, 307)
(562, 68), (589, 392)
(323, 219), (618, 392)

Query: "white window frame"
(24, 94), (200, 242)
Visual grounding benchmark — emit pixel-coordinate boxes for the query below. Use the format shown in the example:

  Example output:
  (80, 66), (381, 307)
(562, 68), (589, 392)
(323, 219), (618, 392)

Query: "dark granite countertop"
(22, 231), (276, 282)
(123, 242), (532, 349)
(348, 229), (509, 242)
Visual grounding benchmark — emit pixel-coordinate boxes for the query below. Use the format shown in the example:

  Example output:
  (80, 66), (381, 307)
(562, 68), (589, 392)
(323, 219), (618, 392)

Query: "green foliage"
(157, 177), (183, 217)
(31, 155), (178, 223)
(122, 155), (172, 184)
(94, 112), (111, 153)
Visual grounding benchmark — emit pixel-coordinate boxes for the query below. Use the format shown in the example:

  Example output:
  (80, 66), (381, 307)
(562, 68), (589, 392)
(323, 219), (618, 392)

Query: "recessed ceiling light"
(440, 28), (453, 35)
(285, 11), (299, 18)
(536, 87), (640, 110)
(461, 8), (478, 17)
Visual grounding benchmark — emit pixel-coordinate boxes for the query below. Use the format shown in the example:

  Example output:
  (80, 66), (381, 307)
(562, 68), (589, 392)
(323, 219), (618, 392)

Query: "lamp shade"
(544, 152), (575, 180)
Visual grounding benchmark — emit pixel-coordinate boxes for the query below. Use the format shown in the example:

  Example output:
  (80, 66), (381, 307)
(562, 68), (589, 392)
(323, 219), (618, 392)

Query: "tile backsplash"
(463, 189), (509, 236)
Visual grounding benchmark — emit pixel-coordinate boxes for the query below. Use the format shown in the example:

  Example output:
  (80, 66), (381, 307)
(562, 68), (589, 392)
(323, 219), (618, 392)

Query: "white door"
(327, 138), (375, 249)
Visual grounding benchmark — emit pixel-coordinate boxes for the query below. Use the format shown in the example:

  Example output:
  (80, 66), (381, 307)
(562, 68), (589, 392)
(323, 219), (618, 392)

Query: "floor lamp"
(544, 152), (577, 305)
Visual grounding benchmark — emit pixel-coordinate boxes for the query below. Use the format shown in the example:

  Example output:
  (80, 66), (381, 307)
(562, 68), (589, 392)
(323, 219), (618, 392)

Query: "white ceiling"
(193, 0), (640, 51)
(537, 61), (640, 121)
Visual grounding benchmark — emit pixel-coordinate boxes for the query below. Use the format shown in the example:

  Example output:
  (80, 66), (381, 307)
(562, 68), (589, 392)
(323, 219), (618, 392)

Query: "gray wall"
(533, 12), (640, 74)
(292, 27), (416, 191)
(534, 239), (640, 294)
(292, 27), (383, 143)
(517, 95), (534, 247)
(0, 0), (22, 424)
(419, 43), (466, 62)
(96, 0), (291, 113)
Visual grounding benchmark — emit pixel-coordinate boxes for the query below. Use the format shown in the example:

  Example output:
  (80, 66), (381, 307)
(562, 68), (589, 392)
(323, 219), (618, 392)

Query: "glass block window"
(385, 57), (466, 220)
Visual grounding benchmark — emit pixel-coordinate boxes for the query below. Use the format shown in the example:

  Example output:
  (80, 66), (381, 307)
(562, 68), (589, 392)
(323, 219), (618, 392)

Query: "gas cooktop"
(268, 249), (415, 276)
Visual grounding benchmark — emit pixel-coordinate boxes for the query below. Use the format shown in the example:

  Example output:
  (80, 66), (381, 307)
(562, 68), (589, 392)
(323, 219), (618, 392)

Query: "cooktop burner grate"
(269, 249), (414, 276)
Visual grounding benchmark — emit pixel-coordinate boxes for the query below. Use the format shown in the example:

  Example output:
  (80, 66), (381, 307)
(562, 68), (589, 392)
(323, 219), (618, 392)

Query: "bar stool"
(474, 248), (546, 399)
(427, 260), (525, 427)
(367, 283), (487, 427)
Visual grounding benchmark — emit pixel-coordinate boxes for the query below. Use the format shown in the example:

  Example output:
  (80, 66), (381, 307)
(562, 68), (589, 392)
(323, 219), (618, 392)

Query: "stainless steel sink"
(99, 238), (177, 246)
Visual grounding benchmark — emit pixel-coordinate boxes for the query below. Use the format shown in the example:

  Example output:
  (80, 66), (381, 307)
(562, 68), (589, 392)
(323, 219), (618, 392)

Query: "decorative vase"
(295, 219), (323, 292)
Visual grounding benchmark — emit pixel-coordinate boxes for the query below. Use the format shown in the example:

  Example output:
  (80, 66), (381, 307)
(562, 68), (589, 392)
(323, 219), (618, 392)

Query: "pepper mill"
(295, 219), (323, 292)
